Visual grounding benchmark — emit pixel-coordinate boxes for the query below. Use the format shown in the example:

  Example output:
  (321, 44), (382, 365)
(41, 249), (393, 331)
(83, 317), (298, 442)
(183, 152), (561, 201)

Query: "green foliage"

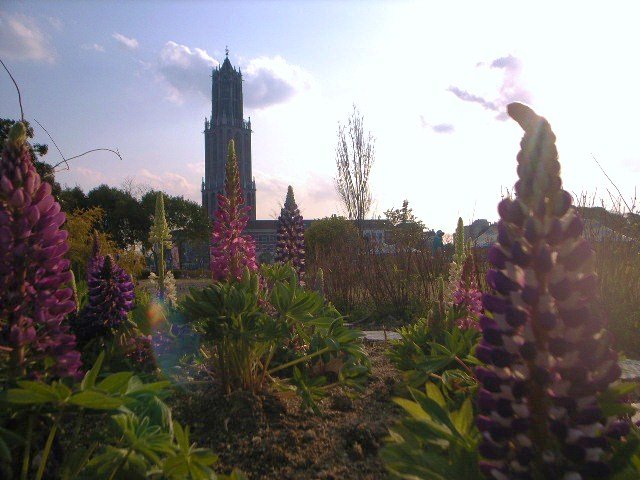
(305, 215), (360, 259)
(384, 200), (426, 248)
(57, 184), (210, 252)
(141, 190), (212, 245)
(453, 217), (465, 262)
(0, 352), (235, 479)
(181, 264), (369, 411)
(65, 206), (145, 280)
(86, 185), (149, 249)
(381, 384), (480, 479)
(387, 316), (480, 406)
(149, 192), (173, 300)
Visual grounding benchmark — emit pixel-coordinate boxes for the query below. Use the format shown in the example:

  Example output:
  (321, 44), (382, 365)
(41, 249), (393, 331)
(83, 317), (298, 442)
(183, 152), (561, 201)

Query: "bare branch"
(335, 104), (375, 230)
(53, 148), (122, 171)
(0, 57), (24, 122)
(32, 119), (123, 172)
(33, 119), (69, 171)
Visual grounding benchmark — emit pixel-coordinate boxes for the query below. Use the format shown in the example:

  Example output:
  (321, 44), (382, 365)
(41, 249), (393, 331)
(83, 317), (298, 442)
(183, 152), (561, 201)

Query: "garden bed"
(172, 342), (402, 479)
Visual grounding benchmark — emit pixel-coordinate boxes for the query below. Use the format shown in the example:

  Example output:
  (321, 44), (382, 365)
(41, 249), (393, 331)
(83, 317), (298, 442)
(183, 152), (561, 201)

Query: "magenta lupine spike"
(476, 104), (625, 479)
(0, 123), (81, 379)
(210, 140), (257, 282)
(453, 255), (482, 330)
(275, 185), (305, 274)
(76, 247), (135, 342)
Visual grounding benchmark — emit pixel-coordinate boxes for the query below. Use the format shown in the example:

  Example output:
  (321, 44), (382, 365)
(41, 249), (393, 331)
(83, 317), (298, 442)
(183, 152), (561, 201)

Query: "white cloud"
(81, 43), (105, 53)
(449, 54), (531, 120)
(157, 41), (218, 104)
(74, 166), (104, 183)
(0, 12), (55, 62)
(243, 56), (314, 109)
(138, 169), (198, 197)
(112, 32), (139, 50)
(156, 42), (313, 108)
(419, 115), (455, 134)
(186, 161), (205, 174)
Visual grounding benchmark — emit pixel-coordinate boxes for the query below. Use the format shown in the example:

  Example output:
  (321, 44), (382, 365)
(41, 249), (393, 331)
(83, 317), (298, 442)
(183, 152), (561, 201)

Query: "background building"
(202, 50), (256, 220)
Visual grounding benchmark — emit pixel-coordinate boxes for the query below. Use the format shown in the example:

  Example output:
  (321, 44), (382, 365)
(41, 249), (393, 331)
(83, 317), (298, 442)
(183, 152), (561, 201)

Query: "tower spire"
(225, 45), (229, 57)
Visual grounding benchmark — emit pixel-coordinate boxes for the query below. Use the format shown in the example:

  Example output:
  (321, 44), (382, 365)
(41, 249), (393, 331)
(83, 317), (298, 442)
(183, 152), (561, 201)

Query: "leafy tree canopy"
(305, 215), (360, 259)
(384, 199), (425, 247)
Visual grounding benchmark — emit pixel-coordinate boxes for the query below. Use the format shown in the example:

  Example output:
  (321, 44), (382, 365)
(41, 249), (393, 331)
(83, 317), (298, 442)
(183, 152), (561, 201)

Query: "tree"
(65, 207), (145, 280)
(140, 190), (211, 245)
(335, 105), (375, 231)
(305, 215), (360, 260)
(383, 200), (425, 248)
(86, 185), (147, 248)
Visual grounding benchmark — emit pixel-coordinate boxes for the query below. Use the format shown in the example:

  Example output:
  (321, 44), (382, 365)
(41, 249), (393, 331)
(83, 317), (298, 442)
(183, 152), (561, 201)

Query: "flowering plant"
(275, 185), (306, 275)
(0, 122), (81, 380)
(476, 103), (629, 479)
(210, 140), (257, 282)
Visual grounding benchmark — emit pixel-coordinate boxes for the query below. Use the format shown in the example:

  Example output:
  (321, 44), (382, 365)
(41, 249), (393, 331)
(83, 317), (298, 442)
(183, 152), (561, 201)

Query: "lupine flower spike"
(476, 103), (625, 479)
(275, 185), (306, 275)
(149, 191), (172, 300)
(446, 217), (466, 306)
(0, 122), (81, 379)
(210, 139), (257, 282)
(453, 255), (482, 330)
(76, 232), (135, 342)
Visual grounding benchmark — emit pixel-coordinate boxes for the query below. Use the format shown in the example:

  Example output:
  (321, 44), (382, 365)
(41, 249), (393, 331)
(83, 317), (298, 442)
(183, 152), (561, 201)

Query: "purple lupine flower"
(210, 140), (257, 282)
(477, 103), (624, 479)
(75, 240), (135, 342)
(125, 335), (156, 372)
(0, 122), (81, 379)
(275, 185), (305, 275)
(453, 255), (482, 330)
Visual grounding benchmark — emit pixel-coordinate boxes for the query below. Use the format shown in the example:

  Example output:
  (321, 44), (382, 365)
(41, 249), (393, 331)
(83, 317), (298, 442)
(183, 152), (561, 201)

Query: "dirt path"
(173, 342), (402, 479)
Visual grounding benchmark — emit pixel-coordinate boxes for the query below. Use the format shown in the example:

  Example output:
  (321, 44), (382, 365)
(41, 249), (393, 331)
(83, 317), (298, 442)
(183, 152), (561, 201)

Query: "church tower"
(202, 49), (256, 219)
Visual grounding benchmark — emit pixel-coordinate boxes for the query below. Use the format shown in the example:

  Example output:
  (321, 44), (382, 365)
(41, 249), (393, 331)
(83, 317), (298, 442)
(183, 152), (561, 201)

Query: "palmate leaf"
(81, 351), (105, 390)
(69, 391), (124, 410)
(163, 421), (219, 479)
(96, 371), (134, 394)
(382, 386), (480, 479)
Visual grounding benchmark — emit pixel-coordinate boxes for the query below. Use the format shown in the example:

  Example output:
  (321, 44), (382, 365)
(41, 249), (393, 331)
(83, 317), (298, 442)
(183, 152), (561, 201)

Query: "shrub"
(0, 351), (241, 479)
(181, 264), (369, 412)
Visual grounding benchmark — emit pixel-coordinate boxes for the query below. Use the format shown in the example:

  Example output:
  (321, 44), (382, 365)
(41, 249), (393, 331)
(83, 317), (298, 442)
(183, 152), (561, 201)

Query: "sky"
(2, 1), (640, 232)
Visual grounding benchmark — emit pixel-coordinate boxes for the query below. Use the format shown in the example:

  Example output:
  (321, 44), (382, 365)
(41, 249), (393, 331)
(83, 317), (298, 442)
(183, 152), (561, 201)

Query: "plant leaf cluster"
(0, 351), (242, 479)
(181, 263), (370, 411)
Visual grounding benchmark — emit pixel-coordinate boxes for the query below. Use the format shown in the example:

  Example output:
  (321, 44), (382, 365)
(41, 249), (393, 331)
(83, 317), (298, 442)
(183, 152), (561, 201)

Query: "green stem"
(20, 415), (33, 480)
(35, 417), (59, 480)
(268, 346), (332, 375)
(260, 345), (276, 387)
